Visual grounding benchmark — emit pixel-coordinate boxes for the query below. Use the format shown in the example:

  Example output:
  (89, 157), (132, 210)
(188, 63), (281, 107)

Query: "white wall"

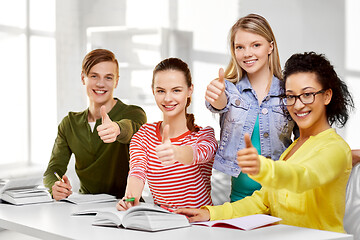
(56, 0), (127, 121)
(55, 0), (355, 139)
(238, 0), (345, 75)
(56, 0), (84, 120)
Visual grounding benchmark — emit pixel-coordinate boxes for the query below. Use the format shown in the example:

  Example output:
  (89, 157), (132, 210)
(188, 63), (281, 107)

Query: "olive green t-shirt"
(43, 98), (147, 198)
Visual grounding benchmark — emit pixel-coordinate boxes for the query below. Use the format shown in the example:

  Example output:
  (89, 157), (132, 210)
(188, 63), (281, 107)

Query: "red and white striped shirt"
(129, 121), (217, 209)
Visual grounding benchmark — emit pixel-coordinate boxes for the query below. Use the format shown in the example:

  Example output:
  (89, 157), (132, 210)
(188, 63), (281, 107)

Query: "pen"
(54, 172), (65, 183)
(158, 205), (190, 219)
(124, 197), (135, 202)
(159, 204), (175, 212)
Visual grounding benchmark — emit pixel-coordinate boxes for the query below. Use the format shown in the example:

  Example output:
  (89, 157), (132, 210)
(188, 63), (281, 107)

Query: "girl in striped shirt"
(117, 58), (218, 210)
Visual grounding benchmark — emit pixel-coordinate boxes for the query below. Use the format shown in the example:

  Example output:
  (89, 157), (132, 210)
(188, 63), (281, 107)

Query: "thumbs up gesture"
(237, 133), (260, 175)
(97, 105), (120, 143)
(205, 68), (227, 110)
(155, 124), (177, 166)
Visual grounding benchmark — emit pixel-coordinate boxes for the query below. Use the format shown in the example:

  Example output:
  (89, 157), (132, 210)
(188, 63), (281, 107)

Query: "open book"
(60, 192), (116, 204)
(192, 214), (281, 231)
(0, 177), (52, 205)
(90, 203), (190, 232)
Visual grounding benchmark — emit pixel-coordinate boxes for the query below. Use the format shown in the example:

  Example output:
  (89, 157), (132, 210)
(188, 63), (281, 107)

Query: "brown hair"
(226, 14), (282, 83)
(82, 49), (119, 77)
(152, 58), (199, 132)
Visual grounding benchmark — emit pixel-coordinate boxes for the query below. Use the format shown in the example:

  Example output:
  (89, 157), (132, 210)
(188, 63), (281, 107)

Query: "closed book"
(5, 188), (49, 198)
(1, 189), (52, 205)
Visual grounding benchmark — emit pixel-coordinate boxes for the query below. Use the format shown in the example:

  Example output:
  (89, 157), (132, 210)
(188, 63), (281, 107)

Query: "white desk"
(0, 201), (353, 240)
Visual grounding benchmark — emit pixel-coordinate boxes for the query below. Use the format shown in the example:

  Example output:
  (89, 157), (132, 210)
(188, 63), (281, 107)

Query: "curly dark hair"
(282, 52), (354, 128)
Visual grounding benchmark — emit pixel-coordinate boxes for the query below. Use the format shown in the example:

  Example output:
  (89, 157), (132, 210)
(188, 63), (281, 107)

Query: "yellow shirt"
(206, 128), (352, 233)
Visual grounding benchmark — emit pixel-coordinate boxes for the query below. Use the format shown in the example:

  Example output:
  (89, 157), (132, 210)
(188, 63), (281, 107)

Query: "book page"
(94, 207), (127, 226)
(0, 177), (41, 194)
(192, 214), (281, 231)
(75, 203), (167, 216)
(123, 210), (190, 231)
(92, 203), (190, 231)
(62, 192), (116, 204)
(125, 203), (170, 214)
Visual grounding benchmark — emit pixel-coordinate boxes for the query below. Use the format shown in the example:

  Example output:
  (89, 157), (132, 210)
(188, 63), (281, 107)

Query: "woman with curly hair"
(177, 52), (354, 233)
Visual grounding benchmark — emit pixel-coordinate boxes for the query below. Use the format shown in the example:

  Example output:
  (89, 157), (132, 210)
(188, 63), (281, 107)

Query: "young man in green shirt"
(43, 49), (147, 200)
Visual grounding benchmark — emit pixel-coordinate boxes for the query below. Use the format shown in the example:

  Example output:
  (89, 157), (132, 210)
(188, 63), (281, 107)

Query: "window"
(0, 0), (56, 166)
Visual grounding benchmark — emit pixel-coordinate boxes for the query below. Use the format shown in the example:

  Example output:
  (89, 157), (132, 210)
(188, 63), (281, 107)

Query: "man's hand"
(97, 105), (120, 143)
(52, 175), (72, 200)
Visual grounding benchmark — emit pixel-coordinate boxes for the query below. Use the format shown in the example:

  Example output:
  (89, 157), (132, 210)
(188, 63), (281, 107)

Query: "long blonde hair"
(225, 14), (282, 83)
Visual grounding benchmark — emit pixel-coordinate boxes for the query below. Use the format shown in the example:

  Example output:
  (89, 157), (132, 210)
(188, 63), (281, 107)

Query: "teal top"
(230, 115), (262, 202)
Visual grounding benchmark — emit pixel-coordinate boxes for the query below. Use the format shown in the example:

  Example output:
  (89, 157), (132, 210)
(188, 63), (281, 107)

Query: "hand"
(175, 208), (210, 223)
(52, 175), (72, 200)
(205, 68), (227, 109)
(117, 176), (144, 211)
(156, 124), (177, 166)
(97, 105), (120, 143)
(237, 133), (260, 175)
(116, 195), (140, 211)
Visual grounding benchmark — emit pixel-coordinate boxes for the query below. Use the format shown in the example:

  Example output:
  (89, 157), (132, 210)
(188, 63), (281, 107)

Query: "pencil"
(54, 172), (65, 183)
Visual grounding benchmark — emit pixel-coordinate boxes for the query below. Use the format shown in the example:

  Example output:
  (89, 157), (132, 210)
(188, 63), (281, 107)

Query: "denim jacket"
(206, 75), (297, 177)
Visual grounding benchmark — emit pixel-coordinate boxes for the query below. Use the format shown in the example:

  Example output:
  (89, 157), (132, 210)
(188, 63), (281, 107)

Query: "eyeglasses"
(282, 90), (325, 106)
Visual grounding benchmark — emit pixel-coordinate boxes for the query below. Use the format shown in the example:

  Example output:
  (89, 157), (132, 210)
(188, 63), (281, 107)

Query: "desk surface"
(0, 201), (353, 240)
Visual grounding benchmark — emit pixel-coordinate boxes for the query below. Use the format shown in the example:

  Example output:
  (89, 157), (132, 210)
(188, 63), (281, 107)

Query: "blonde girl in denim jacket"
(205, 14), (298, 202)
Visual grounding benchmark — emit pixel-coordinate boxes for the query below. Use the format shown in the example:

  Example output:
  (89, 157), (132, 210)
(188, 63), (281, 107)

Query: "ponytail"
(185, 96), (199, 132)
(186, 113), (200, 132)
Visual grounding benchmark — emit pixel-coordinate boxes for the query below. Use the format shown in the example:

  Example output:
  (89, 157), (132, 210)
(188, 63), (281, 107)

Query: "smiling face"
(152, 69), (193, 120)
(81, 61), (119, 107)
(285, 72), (332, 136)
(234, 29), (273, 76)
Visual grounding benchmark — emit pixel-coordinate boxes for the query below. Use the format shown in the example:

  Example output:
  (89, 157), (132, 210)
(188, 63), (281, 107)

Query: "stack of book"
(0, 177), (52, 205)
